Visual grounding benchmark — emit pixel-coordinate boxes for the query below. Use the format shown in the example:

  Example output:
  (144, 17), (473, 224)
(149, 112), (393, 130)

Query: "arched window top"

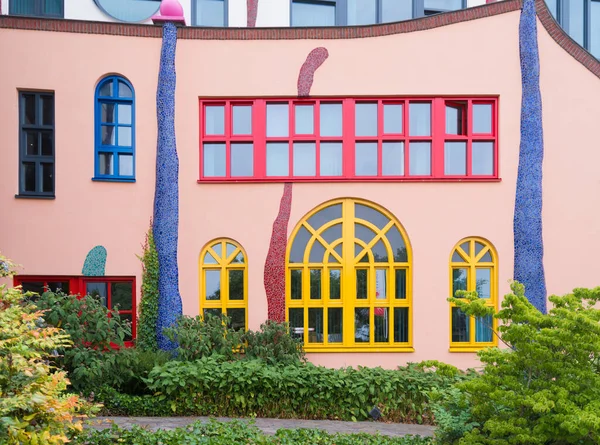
(96, 76), (134, 100)
(201, 238), (246, 265)
(450, 237), (496, 265)
(288, 198), (411, 265)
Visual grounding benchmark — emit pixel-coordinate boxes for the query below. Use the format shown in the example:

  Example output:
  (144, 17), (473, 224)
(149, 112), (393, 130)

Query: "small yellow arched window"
(449, 237), (497, 351)
(199, 238), (247, 331)
(286, 198), (412, 352)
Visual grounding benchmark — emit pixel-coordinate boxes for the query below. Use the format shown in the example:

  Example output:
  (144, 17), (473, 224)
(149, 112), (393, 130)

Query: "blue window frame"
(94, 76), (135, 182)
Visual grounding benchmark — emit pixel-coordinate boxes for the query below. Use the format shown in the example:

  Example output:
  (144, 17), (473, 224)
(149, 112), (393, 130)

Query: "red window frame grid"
(13, 275), (137, 347)
(198, 96), (499, 183)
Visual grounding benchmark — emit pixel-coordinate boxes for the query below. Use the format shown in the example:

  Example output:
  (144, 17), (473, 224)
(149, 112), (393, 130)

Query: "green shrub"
(120, 357), (467, 423)
(136, 225), (159, 352)
(72, 419), (433, 445)
(242, 320), (305, 365)
(442, 282), (600, 444)
(0, 254), (85, 444)
(93, 386), (172, 416)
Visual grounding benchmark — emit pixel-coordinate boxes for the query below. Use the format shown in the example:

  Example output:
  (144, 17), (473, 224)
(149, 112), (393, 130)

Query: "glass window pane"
(375, 269), (388, 299)
(203, 252), (217, 264)
(212, 242), (223, 258)
(592, 1), (600, 58)
(474, 242), (485, 256)
(118, 104), (132, 125)
(444, 142), (467, 175)
(101, 126), (116, 145)
(348, 0), (377, 25)
(205, 270), (221, 300)
(409, 103), (431, 136)
(119, 154), (134, 176)
(424, 0), (463, 10)
(203, 143), (226, 177)
(111, 282), (133, 311)
(205, 106), (225, 135)
(372, 240), (388, 262)
(23, 94), (36, 125)
(545, 0), (557, 18)
(320, 103), (342, 136)
(267, 104), (289, 137)
(233, 105), (252, 135)
(307, 203), (342, 228)
(382, 142), (404, 176)
(374, 307), (389, 343)
(266, 142), (289, 176)
(308, 308), (324, 343)
(355, 142), (378, 176)
(473, 104), (492, 134)
(452, 268), (468, 297)
(42, 163), (53, 193)
(42, 96), (54, 125)
(383, 104), (403, 133)
(568, 0), (584, 46)
(195, 0), (225, 26)
(328, 308), (343, 343)
(480, 251), (493, 262)
(476, 268), (491, 299)
(320, 142), (343, 176)
(310, 269), (321, 300)
(445, 104), (465, 135)
(355, 103), (378, 136)
(289, 308), (304, 340)
(386, 226), (407, 262)
(44, 0), (62, 15)
(227, 308), (245, 331)
(309, 239), (326, 263)
(118, 127), (132, 146)
(293, 142), (316, 176)
(86, 282), (108, 307)
(291, 269), (303, 299)
(452, 250), (465, 262)
(395, 269), (406, 299)
(409, 142), (431, 175)
(394, 307), (408, 342)
(41, 133), (52, 156)
(228, 269), (244, 300)
(118, 81), (133, 98)
(99, 153), (114, 176)
(295, 105), (314, 134)
(475, 315), (493, 342)
(99, 80), (113, 97)
(23, 163), (36, 192)
(355, 308), (370, 342)
(382, 0), (412, 22)
(292, 1), (336, 26)
(329, 269), (341, 300)
(204, 308), (222, 319)
(289, 226), (310, 263)
(322, 224), (342, 244)
(472, 142), (494, 175)
(101, 103), (115, 123)
(356, 269), (368, 300)
(231, 143), (254, 177)
(48, 282), (69, 294)
(26, 132), (39, 156)
(452, 307), (470, 342)
(355, 204), (389, 229)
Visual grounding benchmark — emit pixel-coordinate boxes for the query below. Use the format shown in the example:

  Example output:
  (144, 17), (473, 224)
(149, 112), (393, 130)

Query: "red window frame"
(13, 275), (137, 347)
(198, 97), (499, 182)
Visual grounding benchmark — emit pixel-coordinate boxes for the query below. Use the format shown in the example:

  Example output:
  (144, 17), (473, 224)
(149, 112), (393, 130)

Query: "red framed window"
(198, 97), (498, 182)
(14, 275), (137, 346)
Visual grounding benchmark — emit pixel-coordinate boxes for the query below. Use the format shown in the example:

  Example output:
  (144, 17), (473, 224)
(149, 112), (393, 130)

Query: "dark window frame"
(18, 91), (55, 198)
(192, 0), (229, 26)
(9, 0), (64, 18)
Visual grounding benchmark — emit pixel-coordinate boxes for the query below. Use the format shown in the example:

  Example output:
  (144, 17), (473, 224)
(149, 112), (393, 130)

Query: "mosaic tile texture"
(297, 47), (329, 97)
(247, 0), (258, 27)
(514, 0), (547, 313)
(264, 183), (292, 322)
(154, 22), (183, 350)
(82, 246), (107, 276)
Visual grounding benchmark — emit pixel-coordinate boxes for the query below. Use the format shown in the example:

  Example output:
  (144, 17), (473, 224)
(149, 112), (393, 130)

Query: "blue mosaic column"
(514, 0), (547, 313)
(153, 22), (183, 350)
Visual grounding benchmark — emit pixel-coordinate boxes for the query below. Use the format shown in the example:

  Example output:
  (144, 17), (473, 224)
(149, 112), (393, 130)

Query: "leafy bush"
(0, 254), (84, 444)
(110, 357), (468, 423)
(440, 282), (600, 444)
(136, 225), (159, 352)
(73, 419), (433, 444)
(243, 320), (305, 365)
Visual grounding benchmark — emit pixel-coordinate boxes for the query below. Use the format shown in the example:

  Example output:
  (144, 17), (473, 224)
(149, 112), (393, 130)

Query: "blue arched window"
(94, 76), (135, 181)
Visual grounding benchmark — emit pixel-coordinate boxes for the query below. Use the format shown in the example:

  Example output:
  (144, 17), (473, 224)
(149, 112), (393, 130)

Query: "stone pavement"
(88, 417), (435, 437)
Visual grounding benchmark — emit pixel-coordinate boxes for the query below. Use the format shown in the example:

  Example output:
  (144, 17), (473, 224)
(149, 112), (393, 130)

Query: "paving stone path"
(88, 417), (435, 437)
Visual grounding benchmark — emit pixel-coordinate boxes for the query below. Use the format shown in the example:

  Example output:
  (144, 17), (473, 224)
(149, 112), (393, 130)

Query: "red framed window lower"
(198, 97), (498, 182)
(14, 275), (137, 346)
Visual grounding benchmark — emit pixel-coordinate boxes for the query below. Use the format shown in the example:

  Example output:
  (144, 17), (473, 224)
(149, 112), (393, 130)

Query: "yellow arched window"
(199, 238), (247, 331)
(449, 237), (497, 351)
(286, 198), (412, 352)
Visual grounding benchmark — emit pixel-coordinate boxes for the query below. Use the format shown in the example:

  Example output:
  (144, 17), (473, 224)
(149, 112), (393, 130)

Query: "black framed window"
(546, 0), (600, 58)
(9, 0), (64, 18)
(18, 92), (55, 197)
(193, 0), (228, 26)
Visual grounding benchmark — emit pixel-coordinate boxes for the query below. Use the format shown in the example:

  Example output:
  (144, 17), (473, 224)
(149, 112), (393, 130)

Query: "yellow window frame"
(286, 198), (413, 352)
(199, 238), (248, 332)
(449, 237), (498, 352)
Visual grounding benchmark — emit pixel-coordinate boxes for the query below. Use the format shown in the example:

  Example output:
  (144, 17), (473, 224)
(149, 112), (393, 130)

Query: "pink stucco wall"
(1, 10), (599, 369)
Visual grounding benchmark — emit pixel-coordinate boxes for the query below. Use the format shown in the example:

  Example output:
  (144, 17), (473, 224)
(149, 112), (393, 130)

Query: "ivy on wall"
(136, 224), (159, 352)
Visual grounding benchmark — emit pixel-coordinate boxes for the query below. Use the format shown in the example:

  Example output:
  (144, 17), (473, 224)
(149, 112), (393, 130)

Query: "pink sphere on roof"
(159, 0), (184, 17)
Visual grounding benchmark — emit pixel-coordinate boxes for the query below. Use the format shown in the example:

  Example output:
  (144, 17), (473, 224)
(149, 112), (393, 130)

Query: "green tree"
(137, 225), (159, 351)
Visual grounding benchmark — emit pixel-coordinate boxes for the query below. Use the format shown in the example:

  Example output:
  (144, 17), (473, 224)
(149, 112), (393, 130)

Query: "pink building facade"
(1, 0), (599, 368)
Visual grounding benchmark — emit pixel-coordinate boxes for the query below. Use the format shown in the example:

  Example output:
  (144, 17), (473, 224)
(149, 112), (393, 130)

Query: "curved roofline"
(1, 0), (599, 78)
